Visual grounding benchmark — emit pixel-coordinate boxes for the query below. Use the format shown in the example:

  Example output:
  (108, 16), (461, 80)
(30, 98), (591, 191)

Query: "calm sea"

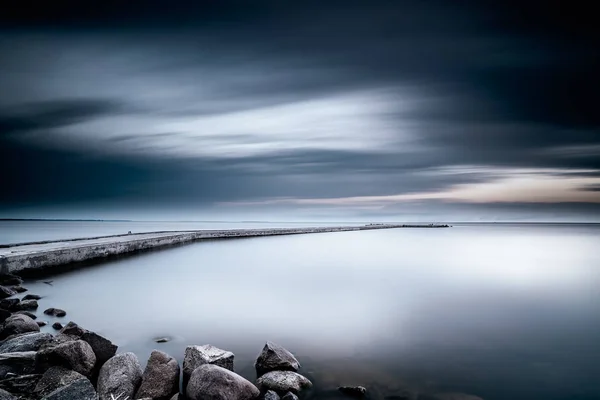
(5, 222), (600, 400)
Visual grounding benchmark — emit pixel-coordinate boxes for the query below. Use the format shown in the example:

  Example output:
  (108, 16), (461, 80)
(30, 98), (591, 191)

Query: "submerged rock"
(36, 340), (96, 377)
(255, 342), (300, 377)
(0, 286), (16, 300)
(34, 366), (87, 398)
(37, 321), (48, 327)
(15, 299), (38, 311)
(0, 332), (53, 353)
(339, 386), (367, 397)
(22, 294), (42, 301)
(183, 345), (234, 390)
(44, 308), (67, 317)
(256, 371), (312, 394)
(97, 352), (143, 400)
(52, 323), (63, 330)
(0, 314), (39, 340)
(135, 350), (179, 399)
(186, 364), (260, 400)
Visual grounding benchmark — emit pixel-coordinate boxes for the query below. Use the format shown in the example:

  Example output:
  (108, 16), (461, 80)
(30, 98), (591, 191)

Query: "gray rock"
(14, 310), (37, 319)
(0, 332), (53, 353)
(254, 342), (300, 377)
(36, 340), (96, 377)
(35, 366), (87, 398)
(0, 373), (41, 396)
(256, 371), (312, 394)
(97, 352), (142, 400)
(170, 395), (183, 400)
(11, 286), (27, 293)
(0, 286), (16, 300)
(0, 314), (39, 340)
(183, 345), (234, 390)
(186, 364), (260, 400)
(15, 299), (38, 311)
(135, 350), (179, 399)
(44, 308), (67, 317)
(22, 294), (42, 300)
(42, 377), (97, 400)
(0, 388), (17, 399)
(52, 322), (64, 330)
(0, 351), (37, 379)
(264, 390), (281, 400)
(38, 321), (48, 327)
(0, 275), (22, 286)
(0, 299), (19, 312)
(57, 322), (117, 367)
(0, 310), (10, 324)
(339, 386), (367, 397)
(281, 393), (298, 400)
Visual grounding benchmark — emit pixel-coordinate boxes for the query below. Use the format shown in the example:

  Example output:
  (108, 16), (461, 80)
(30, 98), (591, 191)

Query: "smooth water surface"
(17, 224), (600, 400)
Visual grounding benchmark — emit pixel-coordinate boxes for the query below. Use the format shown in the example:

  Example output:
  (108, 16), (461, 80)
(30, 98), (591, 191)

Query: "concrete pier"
(0, 224), (448, 274)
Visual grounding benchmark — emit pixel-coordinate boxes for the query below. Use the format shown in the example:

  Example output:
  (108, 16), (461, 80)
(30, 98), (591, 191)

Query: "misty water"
(6, 223), (600, 400)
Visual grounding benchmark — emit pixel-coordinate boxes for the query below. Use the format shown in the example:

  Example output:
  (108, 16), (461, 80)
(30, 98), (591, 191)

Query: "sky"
(1, 1), (599, 222)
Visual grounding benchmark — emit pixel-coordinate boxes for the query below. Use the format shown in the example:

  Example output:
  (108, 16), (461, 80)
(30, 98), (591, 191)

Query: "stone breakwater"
(0, 225), (450, 275)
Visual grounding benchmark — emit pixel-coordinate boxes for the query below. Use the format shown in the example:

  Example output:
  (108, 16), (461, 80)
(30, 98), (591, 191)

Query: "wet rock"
(339, 386), (367, 397)
(44, 308), (67, 317)
(183, 345), (234, 390)
(37, 321), (48, 327)
(11, 286), (27, 293)
(14, 310), (37, 319)
(22, 294), (42, 301)
(15, 299), (38, 311)
(0, 287), (16, 300)
(264, 390), (280, 400)
(281, 393), (298, 400)
(0, 275), (22, 286)
(0, 373), (42, 396)
(0, 314), (40, 340)
(42, 376), (97, 400)
(36, 340), (96, 377)
(52, 322), (64, 330)
(186, 364), (260, 400)
(135, 350), (180, 399)
(34, 366), (86, 398)
(0, 332), (53, 353)
(0, 299), (19, 312)
(97, 352), (143, 400)
(0, 310), (10, 324)
(0, 351), (37, 379)
(256, 371), (312, 394)
(58, 322), (117, 367)
(154, 337), (170, 343)
(255, 342), (300, 377)
(58, 322), (85, 337)
(0, 388), (17, 399)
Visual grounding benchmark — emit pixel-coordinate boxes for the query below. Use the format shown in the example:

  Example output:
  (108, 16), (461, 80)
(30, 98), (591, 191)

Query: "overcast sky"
(1, 1), (599, 221)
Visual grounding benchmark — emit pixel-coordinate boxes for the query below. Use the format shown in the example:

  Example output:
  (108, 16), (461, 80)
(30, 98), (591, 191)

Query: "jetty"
(0, 224), (449, 274)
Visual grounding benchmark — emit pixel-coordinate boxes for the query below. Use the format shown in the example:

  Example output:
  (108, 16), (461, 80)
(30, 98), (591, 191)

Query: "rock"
(52, 322), (64, 330)
(281, 393), (298, 400)
(97, 352), (143, 400)
(135, 350), (180, 399)
(0, 314), (40, 340)
(264, 390), (280, 400)
(256, 371), (312, 394)
(0, 275), (22, 286)
(0, 351), (37, 379)
(0, 310), (10, 324)
(0, 286), (16, 300)
(186, 364), (260, 400)
(183, 345), (234, 390)
(44, 308), (67, 317)
(339, 386), (367, 397)
(154, 337), (170, 343)
(42, 377), (97, 400)
(58, 322), (86, 337)
(11, 286), (27, 293)
(37, 321), (48, 327)
(0, 332), (53, 353)
(22, 294), (42, 300)
(15, 299), (38, 311)
(170, 395), (183, 400)
(34, 366), (87, 398)
(255, 342), (300, 377)
(0, 388), (17, 399)
(36, 340), (96, 377)
(14, 310), (37, 319)
(0, 373), (42, 396)
(58, 322), (117, 367)
(0, 299), (19, 312)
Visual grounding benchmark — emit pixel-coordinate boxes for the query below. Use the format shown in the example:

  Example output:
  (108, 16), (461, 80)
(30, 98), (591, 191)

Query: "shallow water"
(14, 224), (600, 400)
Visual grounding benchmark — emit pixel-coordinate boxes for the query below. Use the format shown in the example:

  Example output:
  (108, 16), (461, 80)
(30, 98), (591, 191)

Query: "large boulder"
(0, 388), (17, 399)
(97, 352), (142, 400)
(34, 366), (88, 398)
(0, 332), (53, 353)
(36, 340), (96, 377)
(0, 314), (40, 340)
(256, 371), (312, 394)
(0, 373), (42, 396)
(0, 286), (16, 300)
(41, 377), (97, 400)
(135, 350), (180, 399)
(254, 342), (300, 377)
(186, 364), (260, 400)
(0, 351), (37, 379)
(58, 322), (117, 367)
(183, 345), (234, 390)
